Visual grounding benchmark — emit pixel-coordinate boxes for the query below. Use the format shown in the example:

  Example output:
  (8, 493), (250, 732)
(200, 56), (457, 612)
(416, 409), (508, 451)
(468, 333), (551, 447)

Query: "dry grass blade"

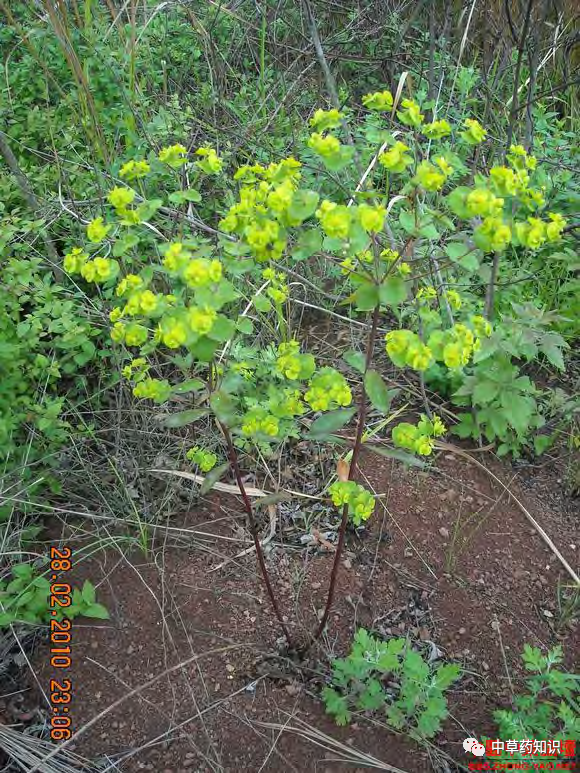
(0, 724), (97, 772)
(256, 715), (410, 772)
(149, 468), (321, 500)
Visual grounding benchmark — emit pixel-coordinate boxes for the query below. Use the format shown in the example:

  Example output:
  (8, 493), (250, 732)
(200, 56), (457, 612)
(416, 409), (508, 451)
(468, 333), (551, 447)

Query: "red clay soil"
(24, 449), (580, 772)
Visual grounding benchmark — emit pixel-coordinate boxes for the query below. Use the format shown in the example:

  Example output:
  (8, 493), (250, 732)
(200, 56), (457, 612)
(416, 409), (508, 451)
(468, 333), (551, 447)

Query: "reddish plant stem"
(219, 421), (293, 647)
(312, 304), (381, 642)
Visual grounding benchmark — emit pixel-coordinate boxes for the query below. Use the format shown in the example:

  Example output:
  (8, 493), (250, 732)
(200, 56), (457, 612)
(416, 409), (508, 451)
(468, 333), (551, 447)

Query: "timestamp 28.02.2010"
(48, 546), (74, 741)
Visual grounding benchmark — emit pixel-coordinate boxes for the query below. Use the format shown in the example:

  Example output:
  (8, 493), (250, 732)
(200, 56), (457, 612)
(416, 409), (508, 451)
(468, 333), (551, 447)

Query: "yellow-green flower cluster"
(276, 341), (316, 380)
(445, 289), (462, 310)
(111, 320), (148, 346)
(158, 143), (188, 168)
(465, 188), (504, 218)
(460, 118), (486, 145)
(188, 306), (217, 335)
(427, 322), (485, 369)
(158, 315), (188, 348)
(380, 248), (400, 263)
(119, 288), (163, 317)
(471, 315), (492, 338)
(315, 200), (352, 239)
(358, 203), (386, 233)
(245, 217), (286, 261)
(473, 216), (512, 252)
(263, 267), (289, 305)
(362, 90), (394, 111)
(63, 247), (89, 273)
(385, 330), (433, 372)
(64, 247), (119, 284)
(414, 160), (448, 192)
(340, 249), (375, 276)
(133, 377), (171, 403)
(397, 98), (424, 128)
(162, 242), (190, 271)
(241, 407), (279, 438)
(219, 157), (304, 260)
(161, 242), (223, 287)
(489, 166), (518, 197)
(379, 141), (413, 174)
(304, 367), (352, 411)
(268, 388), (306, 419)
(116, 273), (144, 297)
(514, 213), (565, 249)
(195, 146), (223, 174)
(392, 413), (446, 456)
(416, 285), (438, 303)
(328, 481), (375, 526)
(310, 108), (343, 131)
(422, 119), (451, 140)
(507, 144), (537, 172)
(308, 132), (342, 158)
(186, 446), (218, 472)
(108, 186), (136, 214)
(119, 159), (150, 181)
(182, 258), (223, 288)
(122, 357), (149, 380)
(86, 217), (110, 243)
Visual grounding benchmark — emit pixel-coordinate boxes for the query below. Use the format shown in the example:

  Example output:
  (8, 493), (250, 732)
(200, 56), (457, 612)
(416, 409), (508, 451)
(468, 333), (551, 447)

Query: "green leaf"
(445, 187), (471, 219)
(172, 378), (205, 394)
(504, 395), (534, 435)
(322, 687), (351, 726)
(365, 444), (427, 468)
(169, 189), (201, 204)
(472, 380), (500, 404)
(135, 198), (163, 220)
(82, 603), (110, 619)
(254, 492), (290, 508)
(434, 662), (462, 689)
(342, 350), (366, 374)
(379, 276), (407, 306)
(308, 408), (356, 439)
(81, 580), (96, 605)
(208, 315), (236, 343)
(189, 336), (220, 362)
(161, 409), (209, 428)
(533, 434), (554, 455)
(236, 317), (254, 335)
(399, 210), (416, 234)
(11, 564), (33, 580)
(291, 229), (323, 261)
(539, 334), (566, 370)
(419, 222), (439, 240)
(200, 462), (230, 495)
(112, 233), (139, 257)
(288, 190), (319, 222)
(254, 295), (272, 313)
(357, 678), (385, 711)
(354, 282), (379, 311)
(364, 370), (393, 413)
(209, 390), (237, 425)
(321, 146), (354, 172)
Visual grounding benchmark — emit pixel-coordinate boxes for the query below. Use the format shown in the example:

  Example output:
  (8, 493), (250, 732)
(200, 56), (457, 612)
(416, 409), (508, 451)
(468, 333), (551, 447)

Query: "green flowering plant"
(66, 90), (568, 647)
(323, 628), (461, 738)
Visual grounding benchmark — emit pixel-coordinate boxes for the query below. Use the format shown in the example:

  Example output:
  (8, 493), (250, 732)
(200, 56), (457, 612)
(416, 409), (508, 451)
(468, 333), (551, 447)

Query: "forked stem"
(219, 422), (293, 647)
(312, 304), (381, 643)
